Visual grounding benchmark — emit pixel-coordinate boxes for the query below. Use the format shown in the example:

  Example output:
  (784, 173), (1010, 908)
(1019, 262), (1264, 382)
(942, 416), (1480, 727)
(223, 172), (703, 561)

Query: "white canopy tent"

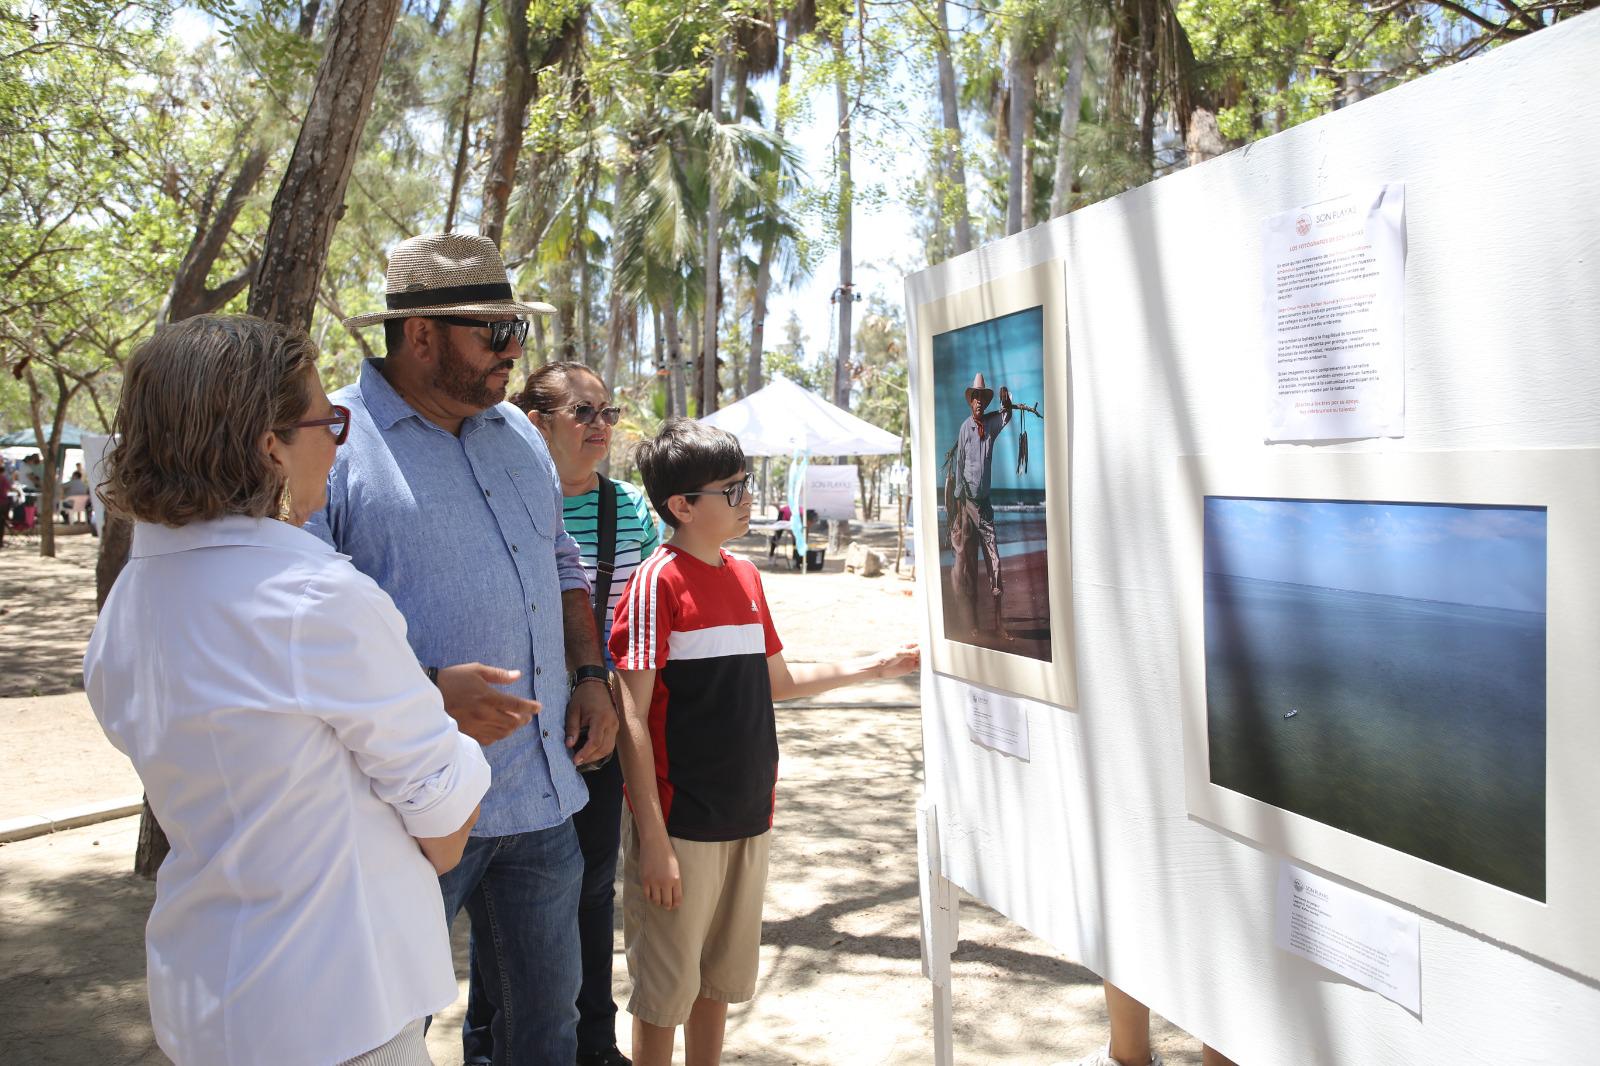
(699, 376), (902, 457)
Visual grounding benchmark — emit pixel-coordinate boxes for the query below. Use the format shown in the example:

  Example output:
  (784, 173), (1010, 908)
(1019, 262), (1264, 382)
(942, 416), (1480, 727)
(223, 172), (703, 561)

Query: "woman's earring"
(277, 482), (294, 523)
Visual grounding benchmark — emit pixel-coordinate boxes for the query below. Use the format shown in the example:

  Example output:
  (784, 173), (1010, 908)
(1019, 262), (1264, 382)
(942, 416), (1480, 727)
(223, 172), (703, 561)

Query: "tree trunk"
(833, 39), (853, 411)
(1005, 46), (1035, 235)
(429, 0), (451, 34)
(934, 0), (972, 255)
(248, 0), (404, 331)
(747, 23), (794, 392)
(576, 183), (593, 366)
(687, 309), (701, 416)
(444, 0), (489, 233)
(1185, 105), (1227, 167)
(663, 300), (685, 417)
(701, 51), (726, 417)
(24, 365), (73, 559)
(162, 146), (268, 324)
(481, 0), (536, 247)
(603, 169), (628, 388)
(1137, 0), (1158, 174)
(1048, 33), (1087, 218)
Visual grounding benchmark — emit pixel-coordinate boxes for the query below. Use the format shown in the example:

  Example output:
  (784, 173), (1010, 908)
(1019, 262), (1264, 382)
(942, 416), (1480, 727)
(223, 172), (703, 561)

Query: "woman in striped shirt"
(512, 363), (658, 1066)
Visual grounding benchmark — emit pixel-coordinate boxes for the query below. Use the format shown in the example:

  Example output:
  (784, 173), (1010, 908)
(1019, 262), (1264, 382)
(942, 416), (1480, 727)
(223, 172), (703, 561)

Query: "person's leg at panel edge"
(1062, 982), (1239, 1066)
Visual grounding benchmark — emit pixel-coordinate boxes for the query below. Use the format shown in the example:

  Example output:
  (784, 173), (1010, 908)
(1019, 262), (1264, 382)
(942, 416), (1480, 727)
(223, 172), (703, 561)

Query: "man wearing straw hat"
(946, 371), (1015, 641)
(312, 232), (618, 1065)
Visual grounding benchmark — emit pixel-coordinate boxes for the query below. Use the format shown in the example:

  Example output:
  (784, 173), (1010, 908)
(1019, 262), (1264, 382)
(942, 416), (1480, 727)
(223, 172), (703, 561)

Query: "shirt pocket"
(507, 467), (558, 539)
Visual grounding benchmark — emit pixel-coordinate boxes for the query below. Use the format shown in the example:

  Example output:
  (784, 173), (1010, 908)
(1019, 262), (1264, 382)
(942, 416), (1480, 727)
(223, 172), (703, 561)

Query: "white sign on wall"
(1263, 183), (1406, 442)
(805, 464), (858, 519)
(1275, 862), (1420, 1014)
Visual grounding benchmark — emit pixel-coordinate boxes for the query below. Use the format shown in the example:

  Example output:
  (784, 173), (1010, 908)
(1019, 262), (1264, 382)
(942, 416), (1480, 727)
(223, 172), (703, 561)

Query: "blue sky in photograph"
(1204, 498), (1548, 612)
(931, 306), (1047, 494)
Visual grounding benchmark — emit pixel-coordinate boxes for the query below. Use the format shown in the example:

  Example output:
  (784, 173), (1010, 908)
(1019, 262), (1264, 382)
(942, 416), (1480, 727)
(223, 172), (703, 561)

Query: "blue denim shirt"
(307, 359), (591, 838)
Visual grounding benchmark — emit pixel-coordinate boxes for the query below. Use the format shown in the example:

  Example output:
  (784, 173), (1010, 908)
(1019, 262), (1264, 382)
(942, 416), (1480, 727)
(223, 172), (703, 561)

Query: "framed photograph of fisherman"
(1178, 448), (1600, 980)
(912, 259), (1076, 708)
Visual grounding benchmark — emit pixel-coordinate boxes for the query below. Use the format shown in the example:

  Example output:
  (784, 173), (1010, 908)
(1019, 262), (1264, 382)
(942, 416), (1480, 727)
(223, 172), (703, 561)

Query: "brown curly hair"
(100, 315), (317, 527)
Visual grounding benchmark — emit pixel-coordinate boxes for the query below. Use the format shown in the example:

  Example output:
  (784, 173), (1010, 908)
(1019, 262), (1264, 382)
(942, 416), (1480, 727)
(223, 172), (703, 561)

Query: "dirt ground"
(0, 526), (1205, 1065)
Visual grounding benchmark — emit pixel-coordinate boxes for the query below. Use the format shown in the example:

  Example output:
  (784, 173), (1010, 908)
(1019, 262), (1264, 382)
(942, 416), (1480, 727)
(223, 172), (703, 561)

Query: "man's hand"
(565, 678), (619, 766)
(873, 642), (921, 681)
(640, 837), (683, 910)
(999, 385), (1013, 409)
(436, 663), (539, 745)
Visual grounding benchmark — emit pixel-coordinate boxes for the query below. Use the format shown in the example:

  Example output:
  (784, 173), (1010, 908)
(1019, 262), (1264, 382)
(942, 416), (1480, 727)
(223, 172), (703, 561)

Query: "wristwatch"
(572, 664), (609, 689)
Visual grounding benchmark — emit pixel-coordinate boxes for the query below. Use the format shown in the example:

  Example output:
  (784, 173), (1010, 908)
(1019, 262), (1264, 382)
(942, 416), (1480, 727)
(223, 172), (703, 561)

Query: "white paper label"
(965, 687), (1030, 760)
(804, 464), (859, 520)
(1263, 184), (1406, 441)
(1275, 861), (1420, 1013)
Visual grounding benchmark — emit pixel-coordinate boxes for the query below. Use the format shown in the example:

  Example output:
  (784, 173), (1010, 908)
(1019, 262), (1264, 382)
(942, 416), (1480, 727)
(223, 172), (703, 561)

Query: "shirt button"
(512, 544), (519, 552)
(484, 488), (492, 498)
(530, 603), (537, 612)
(535, 666), (542, 676)
(542, 729), (550, 738)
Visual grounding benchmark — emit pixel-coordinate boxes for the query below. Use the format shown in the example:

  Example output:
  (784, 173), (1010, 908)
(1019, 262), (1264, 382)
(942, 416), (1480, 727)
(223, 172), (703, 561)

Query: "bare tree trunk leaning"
(480, 0), (536, 247)
(161, 147), (268, 323)
(444, 0), (490, 233)
(934, 0), (972, 255)
(1048, 33), (1087, 219)
(247, 0), (404, 331)
(1005, 45), (1035, 235)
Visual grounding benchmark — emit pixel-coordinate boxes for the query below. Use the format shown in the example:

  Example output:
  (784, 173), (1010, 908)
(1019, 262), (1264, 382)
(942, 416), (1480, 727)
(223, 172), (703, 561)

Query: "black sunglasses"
(281, 404), (351, 445)
(437, 316), (529, 353)
(550, 402), (622, 427)
(681, 472), (752, 508)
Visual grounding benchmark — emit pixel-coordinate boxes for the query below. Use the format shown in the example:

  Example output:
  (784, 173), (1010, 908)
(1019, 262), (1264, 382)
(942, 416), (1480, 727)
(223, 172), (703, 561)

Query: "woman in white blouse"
(85, 315), (489, 1066)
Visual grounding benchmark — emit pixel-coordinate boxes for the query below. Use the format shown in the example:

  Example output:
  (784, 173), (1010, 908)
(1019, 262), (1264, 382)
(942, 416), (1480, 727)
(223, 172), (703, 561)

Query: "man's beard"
(434, 333), (515, 409)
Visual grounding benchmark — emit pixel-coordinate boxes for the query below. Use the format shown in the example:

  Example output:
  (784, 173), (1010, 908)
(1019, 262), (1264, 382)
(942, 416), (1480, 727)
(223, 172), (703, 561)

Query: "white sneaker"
(1053, 1047), (1164, 1066)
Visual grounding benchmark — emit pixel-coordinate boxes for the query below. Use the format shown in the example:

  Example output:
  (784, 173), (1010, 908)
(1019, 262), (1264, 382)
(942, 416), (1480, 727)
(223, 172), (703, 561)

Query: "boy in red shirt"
(609, 418), (917, 1066)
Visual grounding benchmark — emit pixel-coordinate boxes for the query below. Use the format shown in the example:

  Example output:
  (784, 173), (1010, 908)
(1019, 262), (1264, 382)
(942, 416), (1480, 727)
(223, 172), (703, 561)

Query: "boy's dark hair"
(635, 417), (746, 528)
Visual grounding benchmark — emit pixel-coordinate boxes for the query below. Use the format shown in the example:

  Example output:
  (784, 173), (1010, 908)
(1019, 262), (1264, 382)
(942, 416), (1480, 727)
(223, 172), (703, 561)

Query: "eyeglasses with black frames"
(281, 404), (351, 445)
(681, 472), (753, 508)
(551, 402), (622, 427)
(437, 316), (530, 353)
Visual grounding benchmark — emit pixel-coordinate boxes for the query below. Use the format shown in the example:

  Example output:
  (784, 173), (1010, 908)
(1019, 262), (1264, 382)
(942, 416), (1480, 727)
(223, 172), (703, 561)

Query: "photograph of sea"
(1203, 496), (1548, 900)
(932, 305), (1050, 662)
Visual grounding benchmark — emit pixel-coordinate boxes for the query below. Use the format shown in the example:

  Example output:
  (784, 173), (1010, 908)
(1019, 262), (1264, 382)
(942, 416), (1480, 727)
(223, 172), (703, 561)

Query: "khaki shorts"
(621, 808), (771, 1027)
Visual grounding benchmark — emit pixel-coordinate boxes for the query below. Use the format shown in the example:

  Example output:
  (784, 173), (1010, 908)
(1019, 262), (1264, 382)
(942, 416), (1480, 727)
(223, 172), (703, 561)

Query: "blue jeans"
(466, 762), (625, 1058)
(442, 821), (582, 1066)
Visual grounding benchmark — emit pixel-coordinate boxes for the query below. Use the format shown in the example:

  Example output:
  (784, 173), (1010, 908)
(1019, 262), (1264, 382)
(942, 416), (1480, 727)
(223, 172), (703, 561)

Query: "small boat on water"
(1283, 708), (1299, 719)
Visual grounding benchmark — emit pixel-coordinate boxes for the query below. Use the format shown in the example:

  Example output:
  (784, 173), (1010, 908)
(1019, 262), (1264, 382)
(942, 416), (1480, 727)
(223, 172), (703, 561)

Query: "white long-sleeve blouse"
(85, 515), (489, 1066)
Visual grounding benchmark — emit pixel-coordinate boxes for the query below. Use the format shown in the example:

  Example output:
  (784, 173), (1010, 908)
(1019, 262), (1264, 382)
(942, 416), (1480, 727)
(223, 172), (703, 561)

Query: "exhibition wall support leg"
(918, 796), (961, 1066)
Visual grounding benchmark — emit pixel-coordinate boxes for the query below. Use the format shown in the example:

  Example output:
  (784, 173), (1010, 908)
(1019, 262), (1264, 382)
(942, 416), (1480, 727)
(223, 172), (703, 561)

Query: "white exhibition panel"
(904, 12), (1600, 1066)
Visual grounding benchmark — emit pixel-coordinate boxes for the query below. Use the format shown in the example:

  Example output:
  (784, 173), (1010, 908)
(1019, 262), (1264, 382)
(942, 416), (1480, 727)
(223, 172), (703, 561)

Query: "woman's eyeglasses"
(437, 316), (530, 353)
(681, 472), (753, 508)
(553, 403), (622, 427)
(281, 404), (351, 445)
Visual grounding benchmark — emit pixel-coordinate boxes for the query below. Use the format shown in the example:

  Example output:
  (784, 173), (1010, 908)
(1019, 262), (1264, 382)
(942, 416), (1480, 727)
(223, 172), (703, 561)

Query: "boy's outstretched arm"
(613, 669), (682, 910)
(767, 642), (920, 702)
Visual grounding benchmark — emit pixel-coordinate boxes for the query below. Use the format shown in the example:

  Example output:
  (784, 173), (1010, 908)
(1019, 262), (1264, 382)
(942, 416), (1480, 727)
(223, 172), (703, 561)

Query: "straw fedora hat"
(964, 372), (994, 405)
(343, 233), (555, 328)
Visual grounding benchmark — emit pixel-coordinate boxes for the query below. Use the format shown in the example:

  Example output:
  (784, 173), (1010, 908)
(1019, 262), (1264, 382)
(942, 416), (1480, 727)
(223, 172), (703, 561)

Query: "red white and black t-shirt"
(609, 545), (783, 842)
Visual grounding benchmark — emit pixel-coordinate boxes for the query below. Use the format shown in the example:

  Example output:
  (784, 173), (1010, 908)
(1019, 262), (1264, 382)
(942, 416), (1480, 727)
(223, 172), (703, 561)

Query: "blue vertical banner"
(786, 449), (809, 554)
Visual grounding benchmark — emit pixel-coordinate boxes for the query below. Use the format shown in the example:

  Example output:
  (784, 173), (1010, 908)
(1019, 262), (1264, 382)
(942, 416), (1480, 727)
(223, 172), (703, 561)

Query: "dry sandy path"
(0, 528), (1205, 1064)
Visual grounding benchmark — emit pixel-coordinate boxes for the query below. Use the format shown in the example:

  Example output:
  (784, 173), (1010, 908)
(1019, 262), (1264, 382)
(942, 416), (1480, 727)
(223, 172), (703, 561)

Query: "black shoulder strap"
(593, 472), (618, 641)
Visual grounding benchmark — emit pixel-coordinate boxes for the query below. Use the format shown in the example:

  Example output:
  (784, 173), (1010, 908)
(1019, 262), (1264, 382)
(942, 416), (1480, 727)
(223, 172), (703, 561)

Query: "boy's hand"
(874, 642), (921, 681)
(640, 838), (683, 910)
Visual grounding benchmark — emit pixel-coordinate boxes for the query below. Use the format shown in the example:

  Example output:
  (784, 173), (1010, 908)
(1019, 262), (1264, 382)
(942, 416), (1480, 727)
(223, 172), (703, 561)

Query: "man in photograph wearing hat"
(946, 372), (1015, 641)
(310, 232), (618, 1065)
